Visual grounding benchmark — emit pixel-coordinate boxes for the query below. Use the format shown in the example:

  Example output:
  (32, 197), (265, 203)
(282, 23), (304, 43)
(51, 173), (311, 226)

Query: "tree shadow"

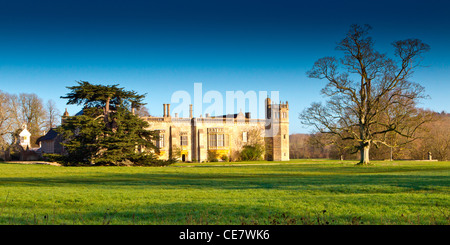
(0, 170), (448, 193)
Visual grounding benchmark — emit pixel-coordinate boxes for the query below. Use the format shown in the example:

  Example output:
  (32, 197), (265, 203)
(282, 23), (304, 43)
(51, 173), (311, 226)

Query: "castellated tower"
(265, 98), (290, 161)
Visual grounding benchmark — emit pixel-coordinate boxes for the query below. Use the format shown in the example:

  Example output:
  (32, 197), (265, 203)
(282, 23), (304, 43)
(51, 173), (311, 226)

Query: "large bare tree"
(300, 24), (431, 165)
(0, 91), (14, 148)
(45, 99), (61, 130)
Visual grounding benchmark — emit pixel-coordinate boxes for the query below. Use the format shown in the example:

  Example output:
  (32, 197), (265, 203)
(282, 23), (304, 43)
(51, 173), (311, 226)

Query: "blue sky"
(1, 0), (449, 133)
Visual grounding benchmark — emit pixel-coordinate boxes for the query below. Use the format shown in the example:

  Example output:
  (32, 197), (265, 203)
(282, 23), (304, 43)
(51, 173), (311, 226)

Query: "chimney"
(265, 97), (271, 119)
(163, 104), (167, 117)
(205, 113), (210, 118)
(175, 113), (178, 118)
(167, 104), (171, 117)
(245, 112), (251, 119)
(189, 104), (193, 118)
(61, 108), (69, 124)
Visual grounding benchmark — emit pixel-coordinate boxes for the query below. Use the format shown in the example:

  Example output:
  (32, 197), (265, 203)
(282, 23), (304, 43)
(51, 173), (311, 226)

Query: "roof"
(36, 128), (58, 143)
(19, 128), (31, 137)
(213, 111), (247, 119)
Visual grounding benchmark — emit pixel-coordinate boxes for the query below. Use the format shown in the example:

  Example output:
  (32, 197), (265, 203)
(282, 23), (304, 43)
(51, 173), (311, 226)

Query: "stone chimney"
(163, 104), (167, 117)
(189, 104), (193, 119)
(61, 108), (69, 124)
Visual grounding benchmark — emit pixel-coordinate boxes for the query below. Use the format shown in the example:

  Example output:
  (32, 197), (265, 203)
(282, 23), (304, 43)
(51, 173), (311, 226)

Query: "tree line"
(0, 91), (61, 151)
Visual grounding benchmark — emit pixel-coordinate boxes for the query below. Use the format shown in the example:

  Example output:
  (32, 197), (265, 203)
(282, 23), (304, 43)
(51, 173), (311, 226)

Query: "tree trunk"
(104, 96), (112, 130)
(358, 141), (371, 165)
(105, 97), (110, 120)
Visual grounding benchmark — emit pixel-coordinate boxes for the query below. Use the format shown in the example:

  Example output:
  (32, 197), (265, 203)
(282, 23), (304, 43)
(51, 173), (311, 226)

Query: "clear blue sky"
(1, 0), (449, 133)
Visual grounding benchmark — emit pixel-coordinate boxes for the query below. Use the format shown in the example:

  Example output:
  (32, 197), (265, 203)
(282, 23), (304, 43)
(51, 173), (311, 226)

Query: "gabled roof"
(36, 128), (58, 143)
(19, 128), (31, 137)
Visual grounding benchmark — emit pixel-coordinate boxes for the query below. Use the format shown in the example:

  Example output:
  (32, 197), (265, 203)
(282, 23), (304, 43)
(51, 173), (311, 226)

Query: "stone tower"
(265, 98), (289, 161)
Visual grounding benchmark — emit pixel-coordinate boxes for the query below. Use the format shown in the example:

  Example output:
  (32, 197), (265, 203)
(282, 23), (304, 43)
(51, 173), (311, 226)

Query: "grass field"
(0, 159), (448, 225)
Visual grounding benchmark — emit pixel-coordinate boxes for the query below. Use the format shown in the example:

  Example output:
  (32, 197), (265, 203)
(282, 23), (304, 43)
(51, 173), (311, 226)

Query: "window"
(282, 112), (287, 118)
(242, 132), (248, 143)
(208, 134), (229, 148)
(157, 134), (165, 148)
(209, 134), (217, 147)
(217, 134), (224, 147)
(180, 135), (188, 146)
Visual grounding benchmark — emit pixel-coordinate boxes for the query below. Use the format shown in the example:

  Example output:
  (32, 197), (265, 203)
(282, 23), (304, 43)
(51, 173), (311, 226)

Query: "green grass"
(0, 159), (448, 225)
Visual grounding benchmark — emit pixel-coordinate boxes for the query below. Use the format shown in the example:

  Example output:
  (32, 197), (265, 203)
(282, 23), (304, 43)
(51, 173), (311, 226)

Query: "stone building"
(143, 98), (289, 162)
(37, 99), (290, 162)
(36, 109), (68, 155)
(36, 128), (65, 154)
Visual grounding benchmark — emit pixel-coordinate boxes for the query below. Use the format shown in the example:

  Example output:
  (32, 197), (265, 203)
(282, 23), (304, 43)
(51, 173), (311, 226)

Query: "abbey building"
(142, 98), (289, 162)
(35, 98), (289, 162)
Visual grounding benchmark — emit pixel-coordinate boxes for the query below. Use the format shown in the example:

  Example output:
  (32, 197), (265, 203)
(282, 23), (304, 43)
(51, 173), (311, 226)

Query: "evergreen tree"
(57, 81), (164, 166)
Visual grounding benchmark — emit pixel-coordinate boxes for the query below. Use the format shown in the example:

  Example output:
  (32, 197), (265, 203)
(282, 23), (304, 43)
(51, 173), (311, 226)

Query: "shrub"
(221, 155), (229, 162)
(240, 144), (264, 161)
(207, 151), (219, 162)
(43, 153), (68, 163)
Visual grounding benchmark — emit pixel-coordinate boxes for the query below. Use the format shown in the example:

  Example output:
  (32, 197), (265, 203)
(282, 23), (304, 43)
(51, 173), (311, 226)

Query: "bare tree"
(0, 91), (14, 148)
(134, 105), (150, 117)
(9, 93), (46, 146)
(409, 112), (450, 161)
(289, 134), (312, 159)
(300, 24), (431, 165)
(309, 132), (358, 161)
(45, 99), (61, 130)
(426, 114), (450, 160)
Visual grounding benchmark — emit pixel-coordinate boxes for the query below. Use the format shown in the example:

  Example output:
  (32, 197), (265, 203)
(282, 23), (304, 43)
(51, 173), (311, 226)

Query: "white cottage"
(19, 125), (31, 150)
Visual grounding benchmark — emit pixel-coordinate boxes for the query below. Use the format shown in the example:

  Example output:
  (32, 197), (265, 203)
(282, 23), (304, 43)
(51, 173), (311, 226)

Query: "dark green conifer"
(57, 81), (164, 166)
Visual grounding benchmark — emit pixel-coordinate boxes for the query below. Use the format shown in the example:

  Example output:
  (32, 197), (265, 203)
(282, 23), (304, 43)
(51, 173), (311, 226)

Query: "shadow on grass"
(0, 170), (448, 193)
(1, 164), (449, 225)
